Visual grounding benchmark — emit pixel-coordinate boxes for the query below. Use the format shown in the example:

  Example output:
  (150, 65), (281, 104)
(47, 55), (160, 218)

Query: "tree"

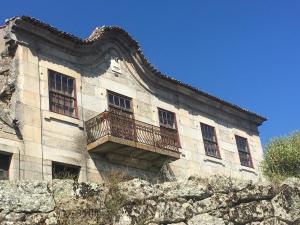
(262, 131), (300, 181)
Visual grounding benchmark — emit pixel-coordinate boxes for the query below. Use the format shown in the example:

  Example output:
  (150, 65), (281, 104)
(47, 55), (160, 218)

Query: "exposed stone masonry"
(0, 25), (18, 130)
(0, 176), (299, 225)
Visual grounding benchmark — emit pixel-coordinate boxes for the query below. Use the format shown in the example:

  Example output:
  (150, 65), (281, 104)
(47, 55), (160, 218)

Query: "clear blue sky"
(1, 1), (299, 145)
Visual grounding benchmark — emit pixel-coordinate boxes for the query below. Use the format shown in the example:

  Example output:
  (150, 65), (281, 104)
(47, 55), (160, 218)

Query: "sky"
(1, 0), (299, 145)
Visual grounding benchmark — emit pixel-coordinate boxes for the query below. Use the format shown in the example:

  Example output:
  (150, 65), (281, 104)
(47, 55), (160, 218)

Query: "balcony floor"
(87, 135), (181, 170)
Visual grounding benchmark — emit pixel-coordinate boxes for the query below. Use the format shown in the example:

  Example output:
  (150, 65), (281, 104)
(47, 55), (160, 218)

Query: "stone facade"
(0, 16), (266, 182)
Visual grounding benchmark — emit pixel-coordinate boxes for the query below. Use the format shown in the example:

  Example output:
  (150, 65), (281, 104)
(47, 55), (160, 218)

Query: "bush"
(262, 131), (300, 181)
(103, 170), (132, 224)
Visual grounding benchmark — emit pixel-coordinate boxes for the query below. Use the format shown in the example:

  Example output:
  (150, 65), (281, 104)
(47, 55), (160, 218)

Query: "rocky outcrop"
(0, 176), (299, 225)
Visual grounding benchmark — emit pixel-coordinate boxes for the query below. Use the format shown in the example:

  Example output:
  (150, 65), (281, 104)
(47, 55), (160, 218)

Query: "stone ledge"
(43, 111), (83, 128)
(239, 166), (258, 175)
(203, 156), (226, 167)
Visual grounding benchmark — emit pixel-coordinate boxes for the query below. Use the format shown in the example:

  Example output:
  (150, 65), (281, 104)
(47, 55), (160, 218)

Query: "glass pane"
(236, 136), (249, 153)
(120, 98), (125, 108)
(62, 76), (68, 95)
(55, 74), (62, 92)
(109, 94), (114, 104)
(114, 96), (120, 106)
(159, 111), (163, 124)
(49, 73), (55, 91)
(68, 79), (74, 96)
(125, 100), (130, 109)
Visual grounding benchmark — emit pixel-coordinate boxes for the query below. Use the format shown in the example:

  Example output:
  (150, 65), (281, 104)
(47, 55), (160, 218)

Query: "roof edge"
(6, 15), (267, 124)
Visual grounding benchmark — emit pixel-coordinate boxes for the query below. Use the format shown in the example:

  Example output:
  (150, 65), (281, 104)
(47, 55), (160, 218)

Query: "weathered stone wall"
(0, 28), (5, 53)
(0, 26), (23, 181)
(0, 176), (299, 225)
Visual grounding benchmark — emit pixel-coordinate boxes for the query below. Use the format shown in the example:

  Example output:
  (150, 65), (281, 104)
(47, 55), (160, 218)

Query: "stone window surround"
(0, 145), (20, 181)
(43, 111), (84, 128)
(42, 67), (83, 128)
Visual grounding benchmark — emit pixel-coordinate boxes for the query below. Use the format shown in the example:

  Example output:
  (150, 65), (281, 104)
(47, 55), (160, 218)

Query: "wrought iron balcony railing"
(85, 111), (180, 152)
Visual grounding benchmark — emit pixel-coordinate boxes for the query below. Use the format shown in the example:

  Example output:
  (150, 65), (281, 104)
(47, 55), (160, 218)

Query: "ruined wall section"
(0, 26), (19, 136)
(0, 25), (23, 181)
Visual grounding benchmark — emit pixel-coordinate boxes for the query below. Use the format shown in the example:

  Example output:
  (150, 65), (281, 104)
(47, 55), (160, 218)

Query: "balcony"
(85, 111), (181, 169)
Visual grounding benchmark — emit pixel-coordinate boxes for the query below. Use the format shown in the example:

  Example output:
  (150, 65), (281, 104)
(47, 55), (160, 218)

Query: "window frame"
(0, 152), (11, 180)
(157, 108), (181, 147)
(158, 108), (178, 130)
(235, 135), (253, 168)
(107, 90), (133, 113)
(200, 123), (221, 159)
(52, 161), (80, 180)
(48, 70), (78, 118)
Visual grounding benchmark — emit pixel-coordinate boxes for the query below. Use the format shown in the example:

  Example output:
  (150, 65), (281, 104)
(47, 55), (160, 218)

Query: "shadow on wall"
(89, 152), (176, 183)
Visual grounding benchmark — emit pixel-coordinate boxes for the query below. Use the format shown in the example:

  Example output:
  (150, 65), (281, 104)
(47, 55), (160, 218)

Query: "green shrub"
(105, 170), (132, 220)
(262, 131), (300, 181)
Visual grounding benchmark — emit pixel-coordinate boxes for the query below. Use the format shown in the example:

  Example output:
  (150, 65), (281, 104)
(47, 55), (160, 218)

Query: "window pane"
(109, 94), (114, 104)
(201, 123), (215, 142)
(49, 73), (55, 91)
(201, 123), (219, 158)
(125, 100), (130, 109)
(62, 76), (68, 95)
(0, 154), (11, 180)
(235, 135), (252, 167)
(114, 96), (120, 106)
(159, 111), (163, 124)
(48, 70), (77, 118)
(68, 78), (74, 96)
(236, 136), (249, 153)
(120, 98), (125, 108)
(108, 92), (132, 111)
(55, 74), (62, 92)
(158, 109), (176, 129)
(204, 141), (218, 158)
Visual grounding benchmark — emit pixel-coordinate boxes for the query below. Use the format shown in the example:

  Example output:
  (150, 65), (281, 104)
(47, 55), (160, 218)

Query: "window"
(158, 108), (176, 129)
(48, 70), (78, 118)
(108, 91), (132, 112)
(52, 162), (80, 180)
(200, 123), (220, 158)
(158, 108), (180, 147)
(235, 135), (253, 168)
(0, 153), (11, 180)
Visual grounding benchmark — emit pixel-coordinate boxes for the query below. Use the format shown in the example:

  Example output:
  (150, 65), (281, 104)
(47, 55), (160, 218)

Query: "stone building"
(0, 16), (266, 182)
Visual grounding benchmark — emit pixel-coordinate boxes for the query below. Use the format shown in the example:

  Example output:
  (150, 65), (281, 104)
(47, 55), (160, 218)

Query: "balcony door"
(158, 108), (180, 149)
(107, 91), (135, 141)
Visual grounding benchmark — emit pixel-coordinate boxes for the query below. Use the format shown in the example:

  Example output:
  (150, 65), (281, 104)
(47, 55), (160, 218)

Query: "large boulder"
(227, 200), (274, 224)
(0, 181), (54, 213)
(152, 201), (192, 224)
(188, 213), (225, 225)
(272, 178), (300, 224)
(159, 179), (212, 201)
